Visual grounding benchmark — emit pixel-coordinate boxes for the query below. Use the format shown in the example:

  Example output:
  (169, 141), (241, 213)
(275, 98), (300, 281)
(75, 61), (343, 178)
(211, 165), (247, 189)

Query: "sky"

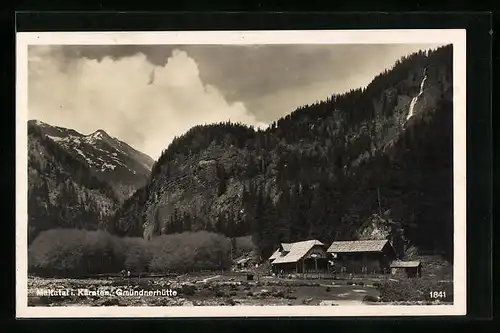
(28, 43), (442, 160)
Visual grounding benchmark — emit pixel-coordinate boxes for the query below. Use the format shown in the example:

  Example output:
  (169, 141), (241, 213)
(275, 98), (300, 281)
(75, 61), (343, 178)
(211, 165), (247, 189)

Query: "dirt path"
(197, 275), (222, 283)
(320, 300), (365, 306)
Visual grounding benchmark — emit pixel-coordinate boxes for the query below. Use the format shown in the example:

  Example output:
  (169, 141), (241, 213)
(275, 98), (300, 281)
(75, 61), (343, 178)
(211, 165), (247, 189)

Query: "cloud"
(28, 47), (267, 160)
(42, 44), (445, 127)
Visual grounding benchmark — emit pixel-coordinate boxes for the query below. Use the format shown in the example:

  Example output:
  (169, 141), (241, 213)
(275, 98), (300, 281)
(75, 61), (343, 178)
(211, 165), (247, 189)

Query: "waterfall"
(407, 97), (419, 120)
(406, 72), (428, 121)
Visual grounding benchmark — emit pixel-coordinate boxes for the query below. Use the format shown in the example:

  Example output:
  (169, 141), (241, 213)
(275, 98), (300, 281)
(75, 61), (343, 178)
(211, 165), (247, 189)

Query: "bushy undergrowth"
(233, 235), (255, 258)
(149, 232), (231, 273)
(28, 229), (232, 277)
(377, 278), (453, 302)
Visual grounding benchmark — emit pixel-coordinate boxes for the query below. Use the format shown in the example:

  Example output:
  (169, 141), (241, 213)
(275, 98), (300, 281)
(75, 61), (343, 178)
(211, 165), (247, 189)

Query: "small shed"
(235, 257), (251, 269)
(390, 260), (422, 278)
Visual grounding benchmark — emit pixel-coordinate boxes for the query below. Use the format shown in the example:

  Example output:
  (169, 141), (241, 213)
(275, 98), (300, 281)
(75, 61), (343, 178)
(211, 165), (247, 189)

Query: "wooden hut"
(390, 260), (422, 278)
(327, 239), (397, 274)
(268, 240), (328, 276)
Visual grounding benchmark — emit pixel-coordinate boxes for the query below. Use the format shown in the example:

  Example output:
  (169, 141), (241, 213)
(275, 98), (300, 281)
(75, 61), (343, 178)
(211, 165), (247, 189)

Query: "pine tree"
(183, 213), (192, 232)
(216, 162), (228, 196)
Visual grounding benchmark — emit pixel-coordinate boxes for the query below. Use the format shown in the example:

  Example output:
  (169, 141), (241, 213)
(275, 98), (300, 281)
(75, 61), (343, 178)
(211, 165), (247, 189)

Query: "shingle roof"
(271, 240), (324, 264)
(268, 243), (294, 261)
(327, 240), (389, 253)
(390, 260), (421, 268)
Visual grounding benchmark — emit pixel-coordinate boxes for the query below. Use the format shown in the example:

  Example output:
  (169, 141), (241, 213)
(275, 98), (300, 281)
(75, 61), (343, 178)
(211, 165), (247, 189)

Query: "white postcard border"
(16, 29), (467, 318)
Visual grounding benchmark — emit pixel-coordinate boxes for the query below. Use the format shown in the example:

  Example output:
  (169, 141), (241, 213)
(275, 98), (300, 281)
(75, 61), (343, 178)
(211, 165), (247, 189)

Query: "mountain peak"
(28, 119), (48, 127)
(91, 129), (108, 136)
(87, 129), (112, 141)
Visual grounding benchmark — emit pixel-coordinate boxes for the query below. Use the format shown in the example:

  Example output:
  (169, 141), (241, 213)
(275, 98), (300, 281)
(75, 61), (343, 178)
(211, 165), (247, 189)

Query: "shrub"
(29, 229), (232, 277)
(123, 237), (151, 273)
(420, 256), (454, 280)
(377, 278), (453, 302)
(233, 236), (255, 257)
(215, 289), (226, 297)
(180, 284), (197, 296)
(363, 295), (380, 302)
(82, 230), (124, 274)
(148, 231), (232, 273)
(28, 229), (126, 277)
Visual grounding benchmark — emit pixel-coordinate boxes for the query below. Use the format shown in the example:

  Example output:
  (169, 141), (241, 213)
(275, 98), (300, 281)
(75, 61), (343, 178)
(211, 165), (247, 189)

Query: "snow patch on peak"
(84, 129), (114, 145)
(87, 129), (109, 138)
(47, 135), (64, 142)
(96, 129), (107, 135)
(73, 147), (88, 161)
(100, 162), (117, 171)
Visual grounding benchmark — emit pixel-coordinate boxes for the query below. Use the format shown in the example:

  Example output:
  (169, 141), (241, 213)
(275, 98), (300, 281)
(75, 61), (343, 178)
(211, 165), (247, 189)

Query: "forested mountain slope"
(112, 45), (454, 261)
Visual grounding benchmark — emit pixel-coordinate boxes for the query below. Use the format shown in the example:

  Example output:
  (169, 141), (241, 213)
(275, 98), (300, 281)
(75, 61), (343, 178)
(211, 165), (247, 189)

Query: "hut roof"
(236, 257), (251, 265)
(271, 240), (324, 264)
(327, 239), (390, 253)
(268, 249), (281, 261)
(268, 242), (295, 261)
(390, 260), (421, 268)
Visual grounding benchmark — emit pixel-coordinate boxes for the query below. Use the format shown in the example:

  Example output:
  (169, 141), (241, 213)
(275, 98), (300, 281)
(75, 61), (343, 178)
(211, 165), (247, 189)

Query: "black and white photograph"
(16, 30), (466, 317)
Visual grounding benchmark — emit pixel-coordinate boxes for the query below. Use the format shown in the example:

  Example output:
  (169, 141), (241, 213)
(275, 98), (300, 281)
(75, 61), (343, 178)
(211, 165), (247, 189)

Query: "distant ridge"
(27, 120), (155, 243)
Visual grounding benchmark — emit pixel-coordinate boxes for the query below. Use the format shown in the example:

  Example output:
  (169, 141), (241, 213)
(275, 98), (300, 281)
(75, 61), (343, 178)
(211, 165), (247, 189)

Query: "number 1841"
(429, 291), (446, 299)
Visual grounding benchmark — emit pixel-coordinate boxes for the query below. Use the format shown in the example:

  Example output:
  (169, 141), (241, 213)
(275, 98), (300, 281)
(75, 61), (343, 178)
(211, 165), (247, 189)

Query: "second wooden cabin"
(327, 239), (397, 274)
(268, 239), (399, 275)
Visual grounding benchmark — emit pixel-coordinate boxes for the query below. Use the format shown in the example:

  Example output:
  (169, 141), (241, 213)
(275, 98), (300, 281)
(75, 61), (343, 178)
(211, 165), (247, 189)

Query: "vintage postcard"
(16, 29), (466, 317)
